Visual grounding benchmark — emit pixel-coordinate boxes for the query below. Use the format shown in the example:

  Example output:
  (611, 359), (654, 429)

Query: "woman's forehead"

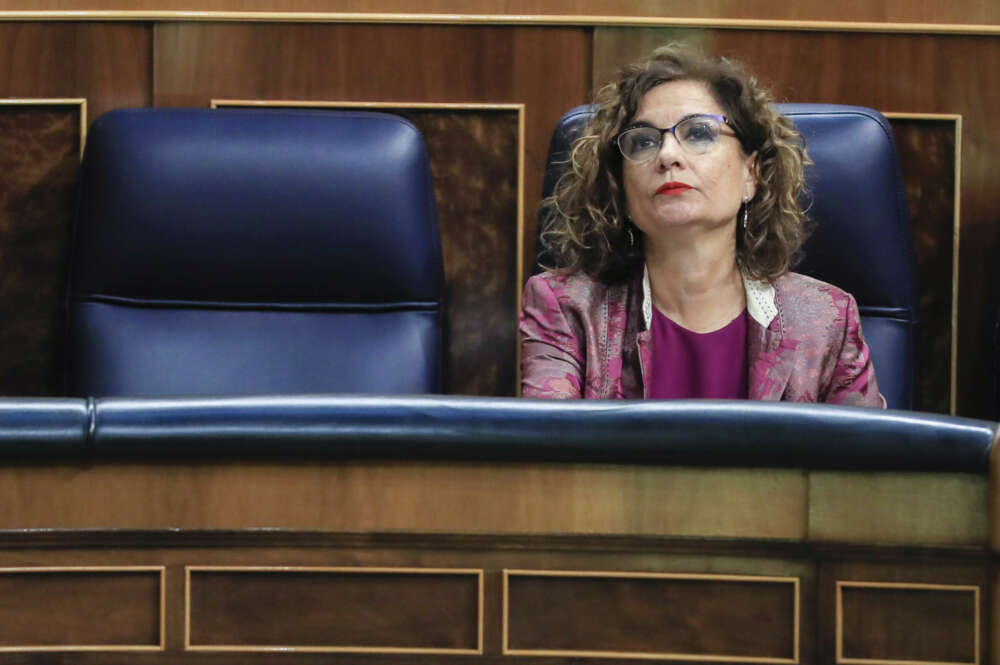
(633, 80), (722, 123)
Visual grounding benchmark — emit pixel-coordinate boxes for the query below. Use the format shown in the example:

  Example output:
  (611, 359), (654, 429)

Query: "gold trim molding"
(0, 12), (999, 35)
(502, 569), (800, 663)
(0, 566), (165, 652)
(185, 565), (484, 654)
(0, 98), (87, 158)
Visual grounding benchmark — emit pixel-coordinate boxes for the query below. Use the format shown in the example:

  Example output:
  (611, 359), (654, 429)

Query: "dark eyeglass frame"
(615, 113), (735, 162)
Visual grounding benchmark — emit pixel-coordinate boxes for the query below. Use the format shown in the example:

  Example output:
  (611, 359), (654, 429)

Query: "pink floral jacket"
(519, 268), (885, 407)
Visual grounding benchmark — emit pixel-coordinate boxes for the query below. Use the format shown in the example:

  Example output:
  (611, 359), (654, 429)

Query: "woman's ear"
(743, 151), (759, 201)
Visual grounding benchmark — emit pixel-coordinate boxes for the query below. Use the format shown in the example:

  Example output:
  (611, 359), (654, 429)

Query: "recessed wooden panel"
(215, 101), (521, 396)
(186, 566), (482, 653)
(504, 569), (799, 662)
(886, 115), (959, 415)
(837, 581), (978, 665)
(0, 101), (81, 396)
(0, 566), (163, 651)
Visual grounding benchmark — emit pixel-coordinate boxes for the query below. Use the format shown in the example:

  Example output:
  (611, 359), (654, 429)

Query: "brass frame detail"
(502, 568), (800, 663)
(835, 580), (980, 665)
(184, 565), (484, 654)
(883, 112), (962, 415)
(211, 98), (526, 395)
(0, 97), (87, 158)
(0, 12), (1000, 35)
(0, 565), (165, 652)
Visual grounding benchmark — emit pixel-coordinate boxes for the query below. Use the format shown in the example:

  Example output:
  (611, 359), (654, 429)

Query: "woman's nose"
(655, 132), (684, 169)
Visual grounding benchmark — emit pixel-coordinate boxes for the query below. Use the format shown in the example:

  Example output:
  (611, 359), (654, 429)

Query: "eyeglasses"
(616, 114), (734, 162)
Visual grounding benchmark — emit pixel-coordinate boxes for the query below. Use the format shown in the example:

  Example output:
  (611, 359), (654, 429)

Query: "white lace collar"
(641, 264), (777, 330)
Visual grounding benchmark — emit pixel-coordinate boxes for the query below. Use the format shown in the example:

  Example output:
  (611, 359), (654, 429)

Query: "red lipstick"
(656, 182), (692, 196)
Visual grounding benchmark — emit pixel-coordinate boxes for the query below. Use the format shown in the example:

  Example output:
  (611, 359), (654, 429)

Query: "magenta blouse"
(647, 308), (748, 399)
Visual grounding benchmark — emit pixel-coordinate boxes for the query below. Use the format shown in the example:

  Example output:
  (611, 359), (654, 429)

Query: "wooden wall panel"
(0, 23), (151, 121)
(0, 2), (998, 26)
(0, 23), (151, 396)
(0, 103), (79, 395)
(0, 567), (163, 650)
(838, 582), (978, 664)
(504, 570), (799, 661)
(594, 28), (1000, 417)
(889, 117), (957, 415)
(818, 559), (988, 665)
(187, 567), (481, 652)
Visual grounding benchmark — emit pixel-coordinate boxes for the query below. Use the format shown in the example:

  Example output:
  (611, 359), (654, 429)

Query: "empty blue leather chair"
(537, 104), (918, 409)
(67, 109), (444, 396)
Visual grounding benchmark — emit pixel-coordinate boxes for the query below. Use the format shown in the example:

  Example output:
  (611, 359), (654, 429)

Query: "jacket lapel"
(746, 278), (794, 401)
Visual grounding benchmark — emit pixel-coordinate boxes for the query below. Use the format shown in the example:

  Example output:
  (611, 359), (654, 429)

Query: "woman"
(520, 44), (884, 406)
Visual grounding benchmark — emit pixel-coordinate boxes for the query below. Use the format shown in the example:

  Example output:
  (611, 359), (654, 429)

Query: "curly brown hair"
(540, 43), (810, 283)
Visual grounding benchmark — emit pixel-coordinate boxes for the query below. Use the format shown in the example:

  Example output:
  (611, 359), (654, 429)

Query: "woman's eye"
(682, 122), (716, 143)
(629, 133), (658, 149)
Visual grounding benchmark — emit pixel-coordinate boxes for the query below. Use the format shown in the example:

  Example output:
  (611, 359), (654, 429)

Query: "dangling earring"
(625, 217), (636, 248)
(741, 198), (750, 231)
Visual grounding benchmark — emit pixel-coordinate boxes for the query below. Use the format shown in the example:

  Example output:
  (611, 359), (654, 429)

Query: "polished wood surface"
(0, 103), (79, 396)
(808, 471), (987, 546)
(0, 22), (150, 120)
(0, 1), (998, 26)
(0, 462), (810, 539)
(0, 457), (982, 664)
(819, 559), (989, 665)
(0, 22), (149, 397)
(505, 571), (798, 661)
(838, 582), (978, 663)
(889, 117), (958, 414)
(0, 444), (981, 663)
(594, 28), (1000, 417)
(0, 568), (162, 649)
(187, 568), (481, 651)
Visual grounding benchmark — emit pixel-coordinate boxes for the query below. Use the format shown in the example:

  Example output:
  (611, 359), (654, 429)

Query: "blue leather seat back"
(68, 108), (444, 396)
(538, 104), (918, 409)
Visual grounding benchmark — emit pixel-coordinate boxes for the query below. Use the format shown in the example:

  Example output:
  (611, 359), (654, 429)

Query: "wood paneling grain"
(505, 570), (798, 661)
(888, 117), (958, 415)
(818, 560), (988, 665)
(0, 23), (150, 397)
(0, 462), (808, 539)
(839, 583), (978, 664)
(595, 28), (1000, 417)
(808, 472), (987, 546)
(187, 568), (480, 652)
(0, 568), (162, 649)
(153, 22), (587, 296)
(0, 23), (150, 120)
(0, 104), (79, 395)
(0, 1), (999, 26)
